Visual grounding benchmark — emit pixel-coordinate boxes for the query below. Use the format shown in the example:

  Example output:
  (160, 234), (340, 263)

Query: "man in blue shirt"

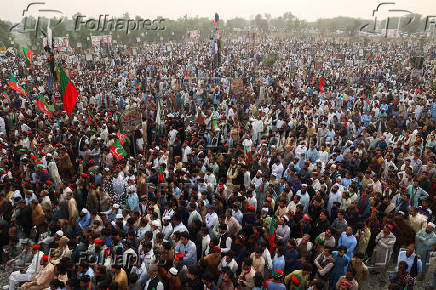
(174, 231), (197, 267)
(338, 226), (357, 259)
(272, 247), (285, 273)
(397, 244), (422, 278)
(305, 143), (319, 163)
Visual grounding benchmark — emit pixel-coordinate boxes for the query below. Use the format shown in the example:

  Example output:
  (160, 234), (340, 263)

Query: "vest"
(318, 254), (335, 279)
(219, 233), (229, 249)
(297, 242), (309, 257)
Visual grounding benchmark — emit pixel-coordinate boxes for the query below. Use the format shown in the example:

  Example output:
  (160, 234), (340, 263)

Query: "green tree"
(254, 14), (268, 32)
(0, 19), (13, 46)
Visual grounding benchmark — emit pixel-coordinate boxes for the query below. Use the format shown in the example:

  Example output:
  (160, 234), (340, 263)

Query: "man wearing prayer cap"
(416, 222), (436, 275)
(7, 244), (43, 289)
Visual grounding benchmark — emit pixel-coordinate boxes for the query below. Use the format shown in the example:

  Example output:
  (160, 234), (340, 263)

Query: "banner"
(91, 35), (112, 48)
(232, 78), (244, 95)
(188, 30), (200, 40)
(118, 108), (142, 133)
(53, 37), (70, 51)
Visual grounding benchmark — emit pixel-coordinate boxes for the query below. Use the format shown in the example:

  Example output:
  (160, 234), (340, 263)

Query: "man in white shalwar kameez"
(47, 154), (61, 191)
(8, 244), (43, 290)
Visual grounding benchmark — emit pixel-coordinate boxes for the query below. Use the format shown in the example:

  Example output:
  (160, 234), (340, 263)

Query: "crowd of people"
(0, 35), (435, 290)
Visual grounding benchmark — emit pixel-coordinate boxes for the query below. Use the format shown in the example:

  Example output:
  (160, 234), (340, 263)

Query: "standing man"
(407, 180), (428, 208)
(338, 226), (358, 260)
(144, 264), (164, 290)
(416, 223), (436, 278)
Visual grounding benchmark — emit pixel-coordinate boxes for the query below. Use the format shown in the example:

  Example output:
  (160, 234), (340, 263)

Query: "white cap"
(46, 153), (52, 157)
(428, 222), (435, 229)
(162, 216), (171, 220)
(81, 208), (88, 214)
(116, 213), (123, 219)
(169, 267), (178, 275)
(56, 230), (64, 237)
(113, 203), (120, 209)
(151, 220), (159, 227)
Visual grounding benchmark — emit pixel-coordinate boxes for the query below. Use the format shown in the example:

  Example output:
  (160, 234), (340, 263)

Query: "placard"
(119, 108), (143, 133)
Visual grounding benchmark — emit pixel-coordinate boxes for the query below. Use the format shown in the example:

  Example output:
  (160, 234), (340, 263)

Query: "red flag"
(37, 96), (54, 118)
(58, 67), (78, 115)
(2, 91), (9, 103)
(319, 76), (325, 94)
(23, 48), (34, 70)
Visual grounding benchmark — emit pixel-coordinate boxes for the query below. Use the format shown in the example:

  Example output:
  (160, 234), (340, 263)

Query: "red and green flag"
(343, 94), (350, 103)
(31, 151), (42, 165)
(158, 167), (166, 183)
(268, 214), (276, 251)
(37, 96), (54, 118)
(319, 76), (325, 94)
(116, 131), (127, 145)
(128, 70), (135, 79)
(136, 82), (142, 92)
(2, 91), (9, 103)
(211, 108), (217, 130)
(8, 74), (28, 96)
(362, 93), (371, 104)
(110, 139), (128, 161)
(23, 48), (34, 70)
(196, 109), (205, 125)
(58, 67), (78, 115)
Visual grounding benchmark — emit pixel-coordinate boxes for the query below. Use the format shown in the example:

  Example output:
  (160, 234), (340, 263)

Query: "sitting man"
(7, 244), (43, 290)
(20, 255), (54, 290)
(5, 239), (33, 271)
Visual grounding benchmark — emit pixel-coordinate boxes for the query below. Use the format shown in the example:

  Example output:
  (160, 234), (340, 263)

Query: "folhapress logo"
(74, 15), (166, 34)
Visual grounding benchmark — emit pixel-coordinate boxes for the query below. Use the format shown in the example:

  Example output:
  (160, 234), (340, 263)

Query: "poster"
(91, 35), (112, 48)
(188, 30), (200, 40)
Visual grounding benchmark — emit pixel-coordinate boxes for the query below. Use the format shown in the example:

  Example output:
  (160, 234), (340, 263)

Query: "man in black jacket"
(15, 199), (32, 238)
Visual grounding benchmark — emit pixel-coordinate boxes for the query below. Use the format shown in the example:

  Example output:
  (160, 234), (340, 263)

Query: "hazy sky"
(3, 0), (436, 23)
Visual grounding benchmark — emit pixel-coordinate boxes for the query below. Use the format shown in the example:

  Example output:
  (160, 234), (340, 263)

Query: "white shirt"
(182, 145), (192, 162)
(173, 223), (188, 234)
(26, 251), (43, 276)
(202, 235), (211, 257)
(205, 212), (218, 229)
(162, 223), (173, 239)
(218, 257), (239, 273)
(168, 129), (178, 145)
(251, 176), (263, 189)
(271, 163), (284, 179)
